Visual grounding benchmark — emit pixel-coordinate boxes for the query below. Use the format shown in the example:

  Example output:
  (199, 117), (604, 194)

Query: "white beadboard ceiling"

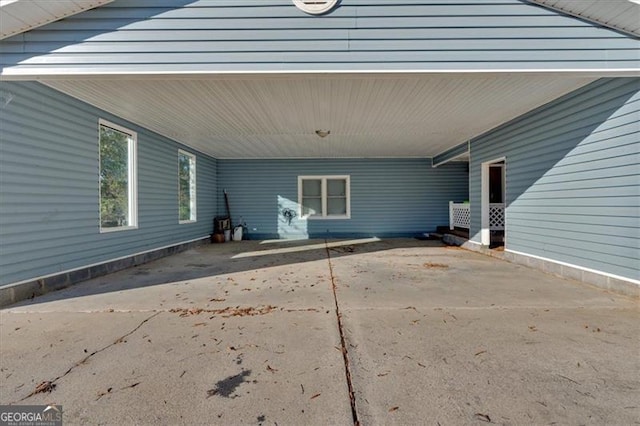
(44, 74), (596, 159)
(528, 0), (640, 36)
(0, 0), (113, 40)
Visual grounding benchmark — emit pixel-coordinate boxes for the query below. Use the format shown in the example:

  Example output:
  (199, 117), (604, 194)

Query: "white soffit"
(0, 0), (114, 40)
(529, 0), (640, 37)
(43, 74), (596, 159)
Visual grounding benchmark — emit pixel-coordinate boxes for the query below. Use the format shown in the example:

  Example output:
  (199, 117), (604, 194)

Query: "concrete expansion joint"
(324, 240), (360, 426)
(12, 311), (161, 404)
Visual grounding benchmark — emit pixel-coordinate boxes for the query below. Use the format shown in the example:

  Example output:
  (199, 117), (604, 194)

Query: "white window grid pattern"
(298, 175), (350, 219)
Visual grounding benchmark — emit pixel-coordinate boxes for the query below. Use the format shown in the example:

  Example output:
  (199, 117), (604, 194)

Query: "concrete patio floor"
(1, 239), (638, 425)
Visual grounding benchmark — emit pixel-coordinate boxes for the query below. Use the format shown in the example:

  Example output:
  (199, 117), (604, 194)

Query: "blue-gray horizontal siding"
(433, 142), (469, 166)
(469, 77), (639, 281)
(0, 81), (217, 286)
(1, 0), (638, 75)
(217, 159), (468, 239)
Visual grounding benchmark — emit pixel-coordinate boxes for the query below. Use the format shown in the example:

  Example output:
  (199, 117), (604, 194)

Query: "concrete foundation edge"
(442, 233), (639, 298)
(0, 238), (210, 308)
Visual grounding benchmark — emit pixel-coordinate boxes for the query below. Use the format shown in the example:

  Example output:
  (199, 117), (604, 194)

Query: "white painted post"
(449, 201), (454, 230)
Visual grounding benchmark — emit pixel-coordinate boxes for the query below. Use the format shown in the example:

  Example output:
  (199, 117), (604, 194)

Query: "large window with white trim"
(99, 120), (137, 232)
(298, 175), (350, 219)
(178, 150), (197, 223)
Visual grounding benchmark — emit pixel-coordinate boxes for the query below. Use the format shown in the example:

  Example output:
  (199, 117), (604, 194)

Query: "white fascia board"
(2, 68), (640, 81)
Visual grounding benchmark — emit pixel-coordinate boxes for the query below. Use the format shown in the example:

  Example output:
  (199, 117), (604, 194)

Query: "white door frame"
(481, 156), (506, 246)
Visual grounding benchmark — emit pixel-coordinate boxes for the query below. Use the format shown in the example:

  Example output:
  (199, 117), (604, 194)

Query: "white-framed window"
(99, 119), (137, 232)
(178, 149), (197, 223)
(298, 175), (350, 219)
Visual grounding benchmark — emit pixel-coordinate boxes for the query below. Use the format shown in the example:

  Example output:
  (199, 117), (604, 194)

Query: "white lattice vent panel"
(453, 205), (471, 229)
(490, 204), (505, 230)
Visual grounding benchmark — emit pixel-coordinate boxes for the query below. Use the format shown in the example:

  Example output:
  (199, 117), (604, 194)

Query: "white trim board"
(506, 249), (640, 286)
(432, 140), (471, 165)
(432, 152), (469, 167)
(460, 240), (638, 294)
(2, 69), (640, 80)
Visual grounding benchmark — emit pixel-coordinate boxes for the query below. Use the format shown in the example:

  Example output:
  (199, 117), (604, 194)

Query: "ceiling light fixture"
(315, 130), (330, 138)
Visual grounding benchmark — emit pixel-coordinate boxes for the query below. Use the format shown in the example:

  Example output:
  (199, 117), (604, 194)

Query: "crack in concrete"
(325, 240), (360, 426)
(16, 311), (161, 402)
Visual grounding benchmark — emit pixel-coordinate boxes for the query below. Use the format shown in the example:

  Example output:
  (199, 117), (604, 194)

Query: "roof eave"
(0, 0), (114, 40)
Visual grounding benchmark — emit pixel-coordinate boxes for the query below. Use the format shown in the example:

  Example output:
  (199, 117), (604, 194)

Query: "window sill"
(100, 225), (138, 233)
(179, 220), (197, 224)
(305, 215), (350, 220)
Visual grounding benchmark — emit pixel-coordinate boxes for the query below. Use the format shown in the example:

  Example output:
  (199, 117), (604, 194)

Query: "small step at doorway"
(436, 225), (469, 240)
(434, 226), (501, 249)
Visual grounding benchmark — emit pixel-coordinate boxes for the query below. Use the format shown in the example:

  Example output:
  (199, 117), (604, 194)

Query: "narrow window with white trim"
(298, 175), (350, 219)
(178, 150), (197, 223)
(99, 120), (137, 232)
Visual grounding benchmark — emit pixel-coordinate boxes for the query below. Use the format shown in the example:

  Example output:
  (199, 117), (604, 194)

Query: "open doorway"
(481, 158), (506, 248)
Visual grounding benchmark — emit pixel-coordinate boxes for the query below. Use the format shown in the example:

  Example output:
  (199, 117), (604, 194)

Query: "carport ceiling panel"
(44, 75), (595, 158)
